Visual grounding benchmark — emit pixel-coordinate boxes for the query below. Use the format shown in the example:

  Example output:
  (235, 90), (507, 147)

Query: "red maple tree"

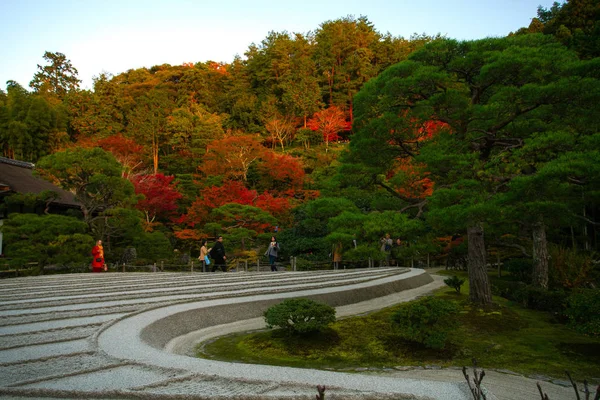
(307, 106), (349, 148)
(132, 173), (183, 227)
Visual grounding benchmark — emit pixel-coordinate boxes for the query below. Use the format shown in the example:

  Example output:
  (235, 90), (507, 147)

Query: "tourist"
(265, 236), (280, 271)
(198, 239), (210, 272)
(209, 236), (227, 272)
(91, 240), (106, 273)
(380, 234), (393, 266)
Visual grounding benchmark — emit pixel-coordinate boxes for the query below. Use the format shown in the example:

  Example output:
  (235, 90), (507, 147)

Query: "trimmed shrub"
(444, 275), (465, 293)
(264, 298), (336, 335)
(565, 289), (600, 336)
(391, 297), (460, 349)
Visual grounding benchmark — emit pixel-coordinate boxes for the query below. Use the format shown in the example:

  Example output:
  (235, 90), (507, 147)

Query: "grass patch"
(198, 273), (600, 380)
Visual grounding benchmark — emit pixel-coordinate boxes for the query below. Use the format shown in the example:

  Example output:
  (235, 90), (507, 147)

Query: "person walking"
(265, 236), (280, 271)
(198, 239), (210, 272)
(209, 236), (227, 272)
(91, 240), (106, 273)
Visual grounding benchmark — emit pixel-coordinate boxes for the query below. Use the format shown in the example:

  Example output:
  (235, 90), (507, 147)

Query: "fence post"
(160, 261), (164, 271)
(153, 262), (157, 272)
(294, 257), (297, 271)
(122, 263), (125, 273)
(257, 259), (260, 273)
(244, 260), (248, 272)
(191, 261), (194, 273)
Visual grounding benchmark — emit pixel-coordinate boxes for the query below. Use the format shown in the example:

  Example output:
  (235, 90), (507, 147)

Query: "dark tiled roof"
(0, 157), (80, 207)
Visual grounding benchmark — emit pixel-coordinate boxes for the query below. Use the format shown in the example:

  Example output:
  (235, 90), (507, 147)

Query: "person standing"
(380, 233), (393, 266)
(209, 236), (227, 272)
(265, 236), (280, 271)
(91, 240), (106, 273)
(198, 239), (210, 272)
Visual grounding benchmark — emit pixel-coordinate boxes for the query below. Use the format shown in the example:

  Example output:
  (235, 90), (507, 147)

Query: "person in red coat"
(91, 240), (106, 273)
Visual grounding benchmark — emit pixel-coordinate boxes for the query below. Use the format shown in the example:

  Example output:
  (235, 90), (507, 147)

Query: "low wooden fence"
(1, 253), (458, 278)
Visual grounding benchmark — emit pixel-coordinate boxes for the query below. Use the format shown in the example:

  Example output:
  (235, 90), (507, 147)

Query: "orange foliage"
(418, 120), (450, 141)
(173, 229), (201, 241)
(307, 106), (349, 146)
(201, 135), (264, 181)
(184, 181), (294, 228)
(257, 151), (305, 191)
(389, 158), (434, 199)
(207, 61), (229, 75)
(97, 134), (146, 178)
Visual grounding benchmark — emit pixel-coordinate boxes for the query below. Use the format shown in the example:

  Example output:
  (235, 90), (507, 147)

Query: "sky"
(0, 0), (558, 91)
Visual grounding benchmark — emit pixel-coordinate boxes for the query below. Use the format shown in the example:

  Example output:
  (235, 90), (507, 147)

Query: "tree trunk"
(467, 223), (492, 304)
(531, 219), (549, 289)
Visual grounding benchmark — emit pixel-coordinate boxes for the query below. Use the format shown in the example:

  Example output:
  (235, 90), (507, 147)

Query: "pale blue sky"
(0, 0), (556, 91)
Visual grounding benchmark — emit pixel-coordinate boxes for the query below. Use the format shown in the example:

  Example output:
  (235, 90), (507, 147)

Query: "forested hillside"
(1, 4), (599, 304)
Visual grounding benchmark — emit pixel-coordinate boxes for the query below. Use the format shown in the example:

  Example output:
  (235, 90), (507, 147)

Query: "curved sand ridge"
(0, 268), (475, 399)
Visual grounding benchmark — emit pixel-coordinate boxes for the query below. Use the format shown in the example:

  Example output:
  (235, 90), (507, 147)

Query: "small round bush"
(264, 298), (336, 335)
(444, 275), (465, 293)
(392, 297), (460, 349)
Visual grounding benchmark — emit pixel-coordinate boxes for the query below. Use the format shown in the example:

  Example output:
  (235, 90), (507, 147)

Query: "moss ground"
(198, 271), (600, 380)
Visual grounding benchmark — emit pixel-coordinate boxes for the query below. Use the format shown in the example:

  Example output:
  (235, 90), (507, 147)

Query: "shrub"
(504, 258), (532, 283)
(444, 275), (465, 293)
(565, 289), (600, 336)
(391, 297), (460, 349)
(491, 280), (567, 315)
(549, 246), (598, 289)
(491, 279), (527, 300)
(513, 286), (568, 314)
(264, 298), (336, 335)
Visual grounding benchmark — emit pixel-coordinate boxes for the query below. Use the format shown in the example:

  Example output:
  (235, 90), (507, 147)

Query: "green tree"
(348, 34), (599, 303)
(313, 16), (380, 121)
(0, 213), (94, 267)
(35, 147), (138, 231)
(127, 88), (175, 174)
(29, 51), (81, 99)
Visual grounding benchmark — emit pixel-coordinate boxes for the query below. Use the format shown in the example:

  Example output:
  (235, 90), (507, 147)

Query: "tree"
(537, 0), (600, 58)
(0, 213), (93, 267)
(127, 88), (175, 174)
(29, 51), (81, 99)
(96, 134), (146, 178)
(348, 34), (599, 303)
(313, 16), (382, 122)
(253, 151), (305, 192)
(306, 106), (348, 149)
(35, 147), (138, 232)
(132, 173), (183, 228)
(264, 114), (295, 150)
(201, 135), (264, 182)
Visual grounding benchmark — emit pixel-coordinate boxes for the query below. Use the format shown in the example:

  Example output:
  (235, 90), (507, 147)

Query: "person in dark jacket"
(209, 236), (227, 272)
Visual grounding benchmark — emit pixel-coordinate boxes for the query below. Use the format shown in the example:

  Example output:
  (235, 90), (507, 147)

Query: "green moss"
(198, 284), (600, 379)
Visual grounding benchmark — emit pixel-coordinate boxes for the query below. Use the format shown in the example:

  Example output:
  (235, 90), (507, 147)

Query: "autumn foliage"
(201, 135), (264, 181)
(132, 173), (183, 225)
(184, 181), (293, 230)
(307, 106), (349, 146)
